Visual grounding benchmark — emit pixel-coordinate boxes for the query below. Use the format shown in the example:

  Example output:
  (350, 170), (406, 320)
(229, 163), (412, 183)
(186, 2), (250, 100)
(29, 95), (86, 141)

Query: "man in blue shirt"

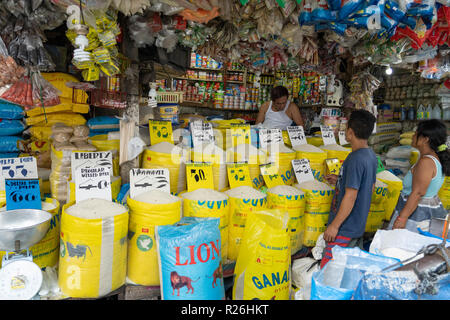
(320, 109), (378, 268)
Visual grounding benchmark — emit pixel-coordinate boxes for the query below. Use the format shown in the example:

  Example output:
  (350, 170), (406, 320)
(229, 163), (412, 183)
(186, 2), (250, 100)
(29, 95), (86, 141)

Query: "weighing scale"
(0, 209), (52, 300)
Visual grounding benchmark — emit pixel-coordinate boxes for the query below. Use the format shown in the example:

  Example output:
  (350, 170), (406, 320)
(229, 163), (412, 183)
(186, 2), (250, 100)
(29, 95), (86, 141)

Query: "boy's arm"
(323, 187), (358, 242)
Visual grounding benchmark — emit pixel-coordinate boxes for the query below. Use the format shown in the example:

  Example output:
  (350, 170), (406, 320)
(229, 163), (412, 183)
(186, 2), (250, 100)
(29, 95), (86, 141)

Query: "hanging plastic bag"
(31, 70), (61, 108)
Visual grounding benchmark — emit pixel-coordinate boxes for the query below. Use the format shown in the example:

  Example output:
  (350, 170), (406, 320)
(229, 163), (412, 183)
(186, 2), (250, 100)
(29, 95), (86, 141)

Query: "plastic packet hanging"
(299, 0), (314, 25)
(339, 0), (366, 20)
(312, 0), (337, 22)
(31, 70), (61, 108)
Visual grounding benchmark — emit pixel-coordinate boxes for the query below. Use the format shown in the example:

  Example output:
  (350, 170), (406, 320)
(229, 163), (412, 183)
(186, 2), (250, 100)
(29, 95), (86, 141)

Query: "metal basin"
(0, 209), (52, 252)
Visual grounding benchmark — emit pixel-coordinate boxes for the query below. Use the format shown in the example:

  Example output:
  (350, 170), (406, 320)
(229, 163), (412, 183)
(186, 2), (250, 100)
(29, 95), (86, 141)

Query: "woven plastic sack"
(296, 183), (334, 247)
(376, 170), (403, 221)
(365, 180), (388, 233)
(438, 176), (450, 210)
(319, 145), (351, 164)
(126, 196), (181, 286)
(232, 209), (291, 300)
(58, 202), (129, 298)
(267, 190), (305, 254)
(156, 217), (225, 300)
(227, 193), (267, 262)
(182, 193), (229, 261)
(141, 147), (189, 194)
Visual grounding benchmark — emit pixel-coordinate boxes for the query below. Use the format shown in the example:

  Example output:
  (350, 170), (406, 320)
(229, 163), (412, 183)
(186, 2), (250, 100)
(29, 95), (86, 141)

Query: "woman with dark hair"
(388, 119), (450, 232)
(255, 85), (304, 129)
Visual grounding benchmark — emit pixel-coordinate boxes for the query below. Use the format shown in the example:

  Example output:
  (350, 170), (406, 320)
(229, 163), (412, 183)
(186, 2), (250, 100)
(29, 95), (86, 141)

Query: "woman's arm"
(255, 102), (269, 125)
(393, 157), (435, 229)
(288, 103), (304, 127)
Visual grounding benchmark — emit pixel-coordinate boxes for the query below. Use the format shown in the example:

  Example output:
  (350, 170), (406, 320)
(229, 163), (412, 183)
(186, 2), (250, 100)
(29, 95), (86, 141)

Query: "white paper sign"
(320, 125), (336, 145)
(338, 131), (349, 145)
(190, 121), (214, 147)
(74, 166), (112, 203)
(0, 157), (38, 190)
(259, 128), (283, 149)
(292, 159), (315, 184)
(129, 168), (170, 199)
(71, 151), (113, 179)
(287, 126), (307, 146)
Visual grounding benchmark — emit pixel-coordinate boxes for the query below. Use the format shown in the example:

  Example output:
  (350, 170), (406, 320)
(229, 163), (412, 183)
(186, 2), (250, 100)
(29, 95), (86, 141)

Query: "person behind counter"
(255, 85), (304, 129)
(388, 119), (449, 232)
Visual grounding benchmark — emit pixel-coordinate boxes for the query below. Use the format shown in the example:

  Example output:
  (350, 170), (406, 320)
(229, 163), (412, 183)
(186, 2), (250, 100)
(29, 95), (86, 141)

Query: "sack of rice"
(376, 170), (403, 221)
(438, 176), (450, 210)
(232, 209), (291, 300)
(261, 144), (296, 186)
(0, 198), (60, 269)
(319, 144), (351, 164)
(225, 186), (267, 261)
(295, 180), (334, 247)
(181, 188), (229, 262)
(142, 142), (190, 194)
(67, 176), (122, 203)
(59, 199), (129, 298)
(365, 180), (388, 233)
(227, 144), (268, 190)
(156, 217), (225, 300)
(126, 190), (181, 286)
(191, 143), (228, 191)
(293, 144), (327, 182)
(267, 185), (305, 254)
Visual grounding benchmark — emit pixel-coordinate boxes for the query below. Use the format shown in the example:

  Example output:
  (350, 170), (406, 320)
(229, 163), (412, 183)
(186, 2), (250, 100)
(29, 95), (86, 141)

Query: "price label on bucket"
(260, 163), (284, 188)
(325, 158), (341, 176)
(320, 125), (336, 145)
(186, 163), (214, 192)
(259, 128), (283, 149)
(229, 124), (251, 148)
(5, 179), (41, 211)
(287, 126), (307, 146)
(190, 121), (214, 147)
(149, 120), (174, 145)
(129, 168), (170, 199)
(292, 159), (315, 184)
(338, 131), (348, 146)
(227, 163), (252, 189)
(71, 151), (113, 179)
(0, 156), (38, 190)
(74, 166), (112, 203)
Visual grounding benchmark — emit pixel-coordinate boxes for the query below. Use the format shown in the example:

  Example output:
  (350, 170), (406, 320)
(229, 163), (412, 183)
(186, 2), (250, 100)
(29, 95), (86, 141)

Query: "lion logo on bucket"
(137, 235), (153, 252)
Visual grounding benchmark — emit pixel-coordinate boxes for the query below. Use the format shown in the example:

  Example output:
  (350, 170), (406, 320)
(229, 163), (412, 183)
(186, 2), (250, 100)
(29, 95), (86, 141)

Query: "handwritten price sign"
(320, 125), (336, 145)
(229, 124), (251, 148)
(190, 121), (214, 147)
(258, 128), (283, 149)
(287, 126), (307, 146)
(227, 163), (252, 189)
(338, 131), (348, 146)
(186, 163), (214, 192)
(260, 163), (284, 188)
(325, 158), (341, 176)
(292, 159), (315, 184)
(149, 120), (174, 145)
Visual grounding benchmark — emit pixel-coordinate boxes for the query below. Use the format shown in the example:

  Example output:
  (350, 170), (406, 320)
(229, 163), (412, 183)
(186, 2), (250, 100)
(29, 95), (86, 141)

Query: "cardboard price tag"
(186, 163), (214, 191)
(287, 126), (307, 146)
(227, 163), (252, 189)
(74, 166), (112, 203)
(190, 121), (214, 147)
(325, 158), (341, 176)
(338, 131), (348, 145)
(5, 179), (41, 211)
(0, 156), (38, 190)
(149, 120), (174, 145)
(71, 151), (113, 179)
(260, 163), (284, 188)
(129, 168), (170, 199)
(292, 159), (315, 184)
(320, 125), (336, 145)
(258, 128), (283, 149)
(229, 124), (251, 148)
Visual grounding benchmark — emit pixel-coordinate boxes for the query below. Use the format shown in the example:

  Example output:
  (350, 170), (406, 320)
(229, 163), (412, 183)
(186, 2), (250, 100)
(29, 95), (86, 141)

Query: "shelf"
(181, 101), (258, 112)
(226, 80), (244, 84)
(174, 77), (223, 82)
(188, 67), (223, 72)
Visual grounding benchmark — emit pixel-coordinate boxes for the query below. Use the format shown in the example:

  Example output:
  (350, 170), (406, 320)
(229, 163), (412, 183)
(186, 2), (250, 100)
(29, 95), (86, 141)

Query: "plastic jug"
(426, 104), (433, 119)
(433, 105), (442, 120)
(408, 105), (415, 120)
(417, 104), (425, 120)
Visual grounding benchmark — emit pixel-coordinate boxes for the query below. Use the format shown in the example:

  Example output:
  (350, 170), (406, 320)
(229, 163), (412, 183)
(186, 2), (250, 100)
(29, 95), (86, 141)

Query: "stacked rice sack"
(261, 143), (297, 186)
(369, 122), (402, 154)
(25, 72), (89, 143)
(293, 144), (328, 182)
(87, 116), (120, 137)
(0, 100), (26, 158)
(384, 145), (419, 176)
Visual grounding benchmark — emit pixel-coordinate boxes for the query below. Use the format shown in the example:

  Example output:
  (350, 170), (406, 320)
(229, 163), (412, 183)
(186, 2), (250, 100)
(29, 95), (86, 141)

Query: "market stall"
(0, 0), (449, 301)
